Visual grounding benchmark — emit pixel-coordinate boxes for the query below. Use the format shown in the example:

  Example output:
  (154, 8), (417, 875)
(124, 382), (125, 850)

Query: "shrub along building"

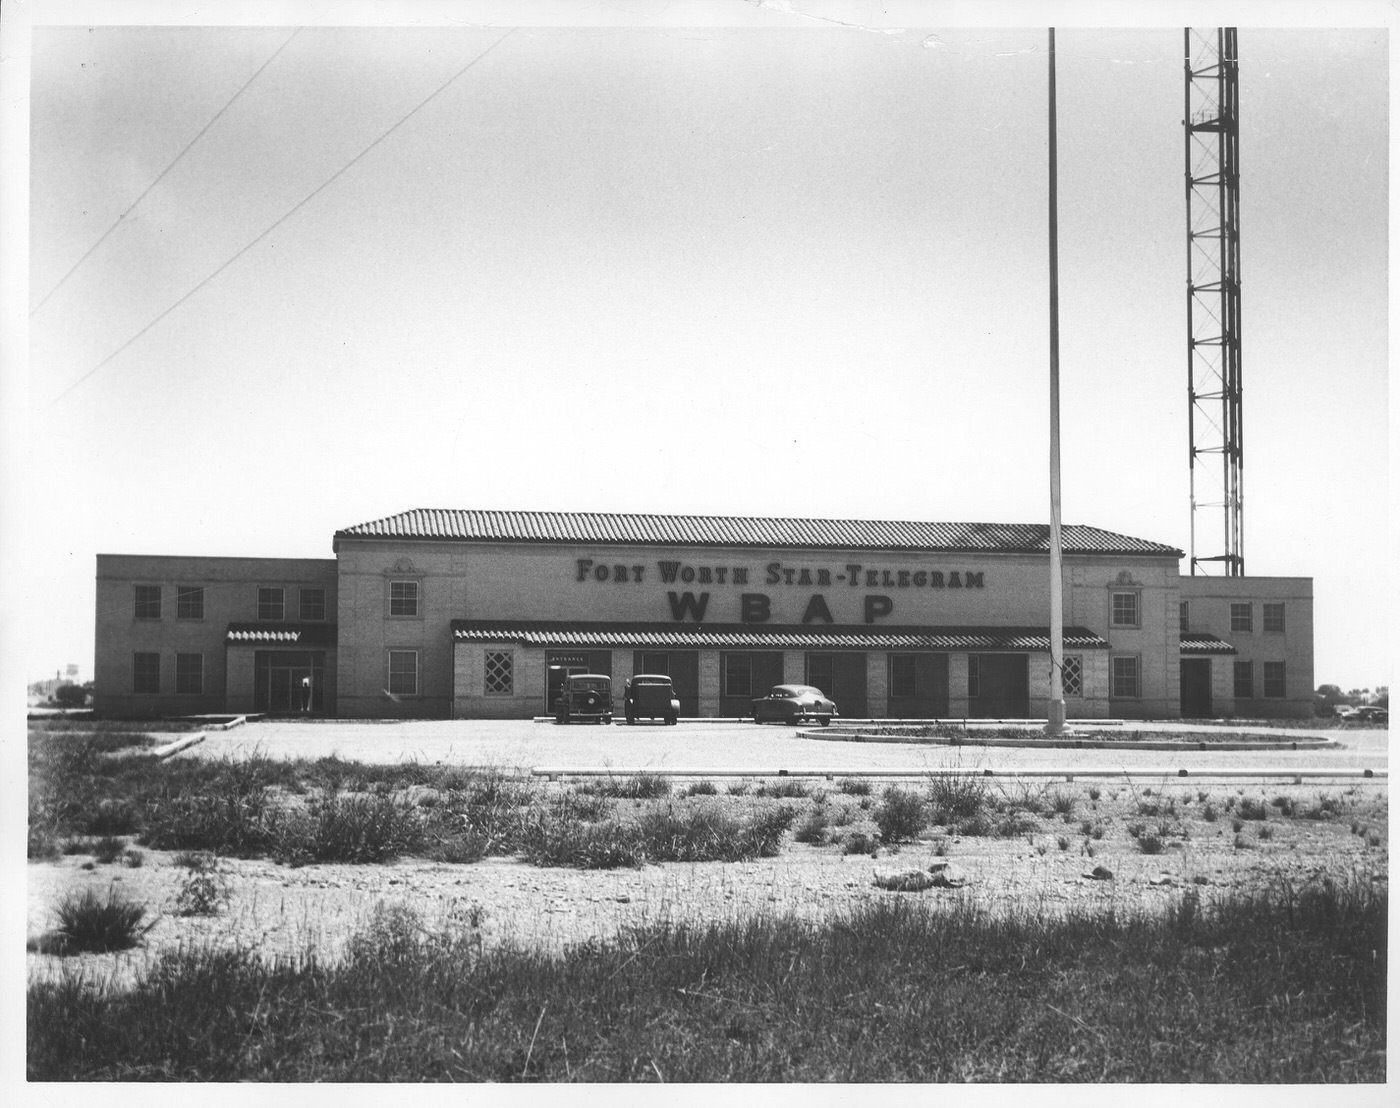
(93, 508), (1314, 721)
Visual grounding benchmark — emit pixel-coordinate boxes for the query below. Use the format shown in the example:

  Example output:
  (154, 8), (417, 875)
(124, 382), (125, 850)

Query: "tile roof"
(226, 623), (338, 646)
(451, 620), (1111, 651)
(1179, 633), (1238, 655)
(337, 509), (1182, 557)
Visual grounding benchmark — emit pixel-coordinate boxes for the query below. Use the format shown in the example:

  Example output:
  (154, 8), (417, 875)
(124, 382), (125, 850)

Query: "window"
(484, 650), (514, 696)
(134, 585), (161, 620)
(175, 653), (203, 695)
(1179, 601), (1189, 633)
(1233, 660), (1253, 699)
(890, 654), (917, 698)
(967, 655), (980, 698)
(299, 588), (327, 621)
(257, 587), (285, 621)
(1110, 592), (1139, 628)
(133, 652), (160, 694)
(1264, 662), (1287, 699)
(388, 650), (419, 696)
(389, 580), (419, 617)
(723, 653), (752, 697)
(1111, 655), (1140, 698)
(1230, 603), (1253, 633)
(1062, 655), (1083, 698)
(176, 586), (204, 619)
(806, 653), (834, 696)
(641, 652), (669, 675)
(1263, 603), (1285, 633)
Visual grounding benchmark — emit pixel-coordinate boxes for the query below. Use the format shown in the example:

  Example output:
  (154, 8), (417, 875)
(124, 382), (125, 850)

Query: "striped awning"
(451, 621), (1110, 652)
(226, 623), (337, 646)
(1179, 633), (1237, 655)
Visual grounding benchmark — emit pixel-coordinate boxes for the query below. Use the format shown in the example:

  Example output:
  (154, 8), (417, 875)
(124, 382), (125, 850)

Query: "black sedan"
(752, 684), (837, 726)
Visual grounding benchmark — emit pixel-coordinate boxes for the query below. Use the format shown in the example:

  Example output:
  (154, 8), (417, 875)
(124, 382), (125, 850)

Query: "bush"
(837, 778), (872, 796)
(1137, 834), (1165, 855)
(273, 794), (424, 865)
(793, 808), (829, 845)
(172, 857), (231, 916)
(583, 773), (672, 800)
(755, 779), (811, 799)
(927, 772), (988, 823)
(874, 787), (928, 844)
(142, 792), (276, 857)
(842, 831), (879, 856)
(683, 780), (718, 797)
(53, 684), (88, 708)
(1236, 798), (1269, 821)
(50, 887), (149, 953)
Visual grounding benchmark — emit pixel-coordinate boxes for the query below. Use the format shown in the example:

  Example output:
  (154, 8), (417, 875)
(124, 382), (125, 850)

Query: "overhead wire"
(44, 26), (517, 411)
(30, 28), (304, 316)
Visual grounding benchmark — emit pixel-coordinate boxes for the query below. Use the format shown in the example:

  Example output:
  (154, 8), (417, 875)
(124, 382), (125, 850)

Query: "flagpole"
(1047, 27), (1067, 736)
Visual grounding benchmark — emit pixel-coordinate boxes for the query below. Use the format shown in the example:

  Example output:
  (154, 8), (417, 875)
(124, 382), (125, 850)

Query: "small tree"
(53, 684), (87, 708)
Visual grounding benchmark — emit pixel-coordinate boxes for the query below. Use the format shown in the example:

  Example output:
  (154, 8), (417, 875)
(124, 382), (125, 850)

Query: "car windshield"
(770, 686), (806, 698)
(572, 679), (608, 692)
(633, 678), (670, 686)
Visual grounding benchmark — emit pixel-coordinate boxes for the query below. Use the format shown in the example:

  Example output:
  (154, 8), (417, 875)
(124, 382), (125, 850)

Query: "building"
(93, 508), (1313, 721)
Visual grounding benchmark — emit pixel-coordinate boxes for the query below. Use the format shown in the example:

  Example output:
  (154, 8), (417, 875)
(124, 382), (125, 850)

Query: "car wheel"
(666, 714), (677, 725)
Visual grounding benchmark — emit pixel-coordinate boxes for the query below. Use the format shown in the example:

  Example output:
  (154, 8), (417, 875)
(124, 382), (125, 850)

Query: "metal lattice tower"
(1185, 27), (1244, 576)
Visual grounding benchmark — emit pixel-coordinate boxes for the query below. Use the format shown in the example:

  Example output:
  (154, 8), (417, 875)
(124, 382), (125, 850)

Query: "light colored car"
(752, 684), (837, 726)
(1350, 705), (1388, 724)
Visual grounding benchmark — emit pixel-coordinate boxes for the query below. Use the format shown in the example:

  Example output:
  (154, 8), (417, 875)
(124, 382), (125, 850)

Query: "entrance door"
(1180, 658), (1212, 718)
(254, 651), (325, 714)
(968, 654), (1029, 718)
(547, 650), (612, 711)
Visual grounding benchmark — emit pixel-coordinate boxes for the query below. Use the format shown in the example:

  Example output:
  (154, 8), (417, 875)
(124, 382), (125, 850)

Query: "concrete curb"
(150, 732), (207, 759)
(804, 730), (1340, 752)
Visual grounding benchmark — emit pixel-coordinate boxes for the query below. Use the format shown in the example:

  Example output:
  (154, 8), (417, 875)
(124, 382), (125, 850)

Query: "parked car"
(1350, 705), (1388, 724)
(752, 684), (837, 726)
(554, 673), (613, 724)
(624, 674), (680, 725)
(1334, 705), (1358, 719)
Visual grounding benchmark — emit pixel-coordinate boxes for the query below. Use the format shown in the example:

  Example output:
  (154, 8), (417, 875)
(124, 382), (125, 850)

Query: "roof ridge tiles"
(332, 508), (1182, 556)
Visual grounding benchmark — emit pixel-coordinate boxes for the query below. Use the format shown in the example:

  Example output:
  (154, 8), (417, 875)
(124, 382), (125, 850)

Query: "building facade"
(93, 509), (1314, 721)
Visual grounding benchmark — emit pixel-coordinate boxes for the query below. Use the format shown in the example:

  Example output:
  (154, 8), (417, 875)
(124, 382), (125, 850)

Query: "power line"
(31, 28), (303, 316)
(45, 27), (516, 410)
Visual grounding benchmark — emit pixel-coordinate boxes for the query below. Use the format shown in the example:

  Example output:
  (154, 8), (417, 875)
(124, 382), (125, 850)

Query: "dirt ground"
(27, 774), (1388, 992)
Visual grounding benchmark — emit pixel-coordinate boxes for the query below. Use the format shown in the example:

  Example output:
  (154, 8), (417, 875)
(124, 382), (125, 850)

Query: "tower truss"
(1185, 27), (1244, 576)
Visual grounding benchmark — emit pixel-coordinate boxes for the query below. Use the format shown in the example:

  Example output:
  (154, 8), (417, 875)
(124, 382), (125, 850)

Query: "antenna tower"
(1185, 27), (1244, 576)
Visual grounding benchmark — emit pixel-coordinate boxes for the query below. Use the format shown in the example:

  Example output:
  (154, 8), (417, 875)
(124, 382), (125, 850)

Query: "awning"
(226, 623), (338, 646)
(451, 620), (1110, 651)
(1179, 633), (1237, 655)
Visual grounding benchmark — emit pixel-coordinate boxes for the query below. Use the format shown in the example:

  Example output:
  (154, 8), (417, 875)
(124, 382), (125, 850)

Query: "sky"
(3, 1), (1393, 693)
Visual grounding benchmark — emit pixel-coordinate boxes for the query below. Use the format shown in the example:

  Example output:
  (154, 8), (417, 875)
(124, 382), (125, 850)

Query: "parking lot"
(185, 717), (1389, 780)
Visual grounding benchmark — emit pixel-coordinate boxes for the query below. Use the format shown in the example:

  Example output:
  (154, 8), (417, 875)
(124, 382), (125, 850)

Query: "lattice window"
(1233, 660), (1253, 698)
(1263, 661), (1286, 699)
(1062, 654), (1083, 698)
(484, 651), (514, 696)
(1263, 603), (1285, 633)
(1230, 603), (1252, 633)
(300, 588), (327, 621)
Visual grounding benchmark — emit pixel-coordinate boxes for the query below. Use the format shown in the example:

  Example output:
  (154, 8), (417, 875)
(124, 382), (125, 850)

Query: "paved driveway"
(185, 719), (1388, 779)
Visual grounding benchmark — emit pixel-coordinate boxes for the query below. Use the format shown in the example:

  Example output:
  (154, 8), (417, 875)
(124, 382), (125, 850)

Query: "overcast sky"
(5, 2), (1392, 690)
